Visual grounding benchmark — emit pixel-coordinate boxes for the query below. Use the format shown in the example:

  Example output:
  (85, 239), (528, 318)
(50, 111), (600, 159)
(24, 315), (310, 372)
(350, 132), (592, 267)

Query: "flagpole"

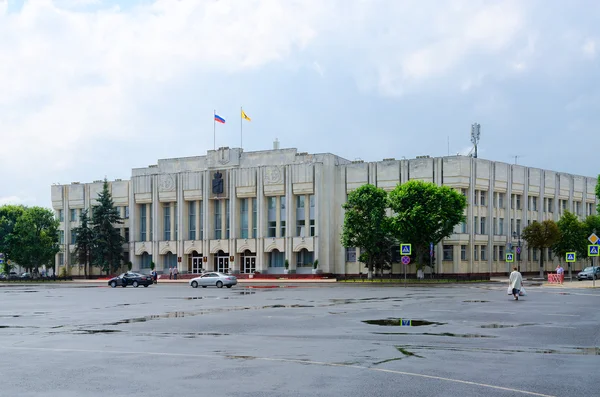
(240, 106), (243, 150)
(213, 109), (216, 151)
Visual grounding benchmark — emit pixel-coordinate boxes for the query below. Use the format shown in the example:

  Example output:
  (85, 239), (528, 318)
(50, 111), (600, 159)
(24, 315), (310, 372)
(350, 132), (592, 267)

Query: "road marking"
(0, 345), (556, 397)
(429, 309), (455, 312)
(544, 314), (580, 317)
(485, 311), (515, 314)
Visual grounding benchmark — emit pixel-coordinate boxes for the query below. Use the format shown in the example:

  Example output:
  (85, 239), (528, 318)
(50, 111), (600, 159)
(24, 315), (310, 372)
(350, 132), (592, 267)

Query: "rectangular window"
(267, 197), (276, 237)
(474, 190), (479, 205)
(58, 253), (64, 267)
(516, 195), (521, 210)
(252, 198), (257, 238)
(140, 205), (147, 241)
(442, 245), (453, 261)
(70, 209), (76, 222)
(214, 201), (222, 240)
(493, 246), (498, 261)
(174, 203), (178, 241)
(460, 245), (467, 261)
(309, 194), (315, 236)
(280, 197), (286, 237)
(481, 245), (487, 261)
(474, 216), (478, 234)
(58, 209), (64, 222)
(499, 246), (505, 261)
(270, 251), (285, 267)
(548, 198), (554, 213)
(225, 199), (230, 239)
(296, 195), (305, 237)
(532, 196), (538, 211)
(480, 191), (486, 206)
(163, 204), (171, 241)
(516, 219), (521, 235)
(498, 193), (504, 208)
(296, 250), (314, 267)
(70, 230), (76, 245)
(240, 198), (249, 239)
(493, 217), (497, 235)
(461, 221), (467, 234)
(575, 201), (581, 215)
(346, 247), (357, 262)
(473, 245), (479, 261)
(125, 206), (129, 219)
(493, 192), (497, 208)
(510, 219), (514, 236)
(533, 249), (538, 261)
(124, 228), (129, 242)
(461, 188), (467, 197)
(480, 217), (486, 234)
(499, 218), (504, 235)
(59, 230), (64, 244)
(189, 201), (196, 240)
(511, 194), (515, 209)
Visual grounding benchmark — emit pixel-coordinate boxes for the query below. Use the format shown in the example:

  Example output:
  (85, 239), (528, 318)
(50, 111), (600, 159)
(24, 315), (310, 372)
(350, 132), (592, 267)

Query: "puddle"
(480, 323), (536, 329)
(75, 329), (122, 334)
(238, 291), (256, 295)
(184, 297), (203, 300)
(374, 332), (495, 338)
(363, 319), (446, 327)
(463, 300), (489, 303)
(0, 315), (21, 318)
(397, 344), (600, 356)
(225, 355), (256, 360)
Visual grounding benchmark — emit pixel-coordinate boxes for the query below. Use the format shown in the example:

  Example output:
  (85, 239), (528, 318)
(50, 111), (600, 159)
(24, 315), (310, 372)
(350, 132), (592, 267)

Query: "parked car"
(189, 272), (237, 288)
(108, 272), (153, 288)
(20, 272), (32, 280)
(577, 266), (600, 280)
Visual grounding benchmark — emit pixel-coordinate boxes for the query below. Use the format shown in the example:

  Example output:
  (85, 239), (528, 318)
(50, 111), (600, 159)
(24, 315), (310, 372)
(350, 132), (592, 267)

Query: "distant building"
(50, 146), (598, 276)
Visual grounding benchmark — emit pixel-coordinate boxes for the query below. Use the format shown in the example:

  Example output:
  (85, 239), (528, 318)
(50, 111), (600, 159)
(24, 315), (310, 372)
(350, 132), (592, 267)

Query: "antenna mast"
(470, 123), (481, 158)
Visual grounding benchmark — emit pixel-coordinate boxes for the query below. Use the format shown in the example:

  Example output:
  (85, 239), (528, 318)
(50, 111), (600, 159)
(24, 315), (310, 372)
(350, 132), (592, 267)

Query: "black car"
(108, 272), (153, 288)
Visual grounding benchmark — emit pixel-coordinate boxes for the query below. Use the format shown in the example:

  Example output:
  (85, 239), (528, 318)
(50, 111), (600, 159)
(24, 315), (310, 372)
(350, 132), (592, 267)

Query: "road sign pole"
(404, 263), (407, 288)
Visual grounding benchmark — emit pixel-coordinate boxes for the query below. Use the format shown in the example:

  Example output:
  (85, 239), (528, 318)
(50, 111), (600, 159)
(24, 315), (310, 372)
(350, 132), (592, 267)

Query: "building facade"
(50, 146), (598, 276)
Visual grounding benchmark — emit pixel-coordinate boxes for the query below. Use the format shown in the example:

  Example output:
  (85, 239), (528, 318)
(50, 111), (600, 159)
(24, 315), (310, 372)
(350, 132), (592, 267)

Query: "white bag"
(519, 287), (527, 296)
(507, 286), (512, 295)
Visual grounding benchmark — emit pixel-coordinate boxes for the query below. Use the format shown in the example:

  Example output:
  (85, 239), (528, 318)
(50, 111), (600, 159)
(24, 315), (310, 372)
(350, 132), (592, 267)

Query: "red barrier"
(548, 274), (564, 284)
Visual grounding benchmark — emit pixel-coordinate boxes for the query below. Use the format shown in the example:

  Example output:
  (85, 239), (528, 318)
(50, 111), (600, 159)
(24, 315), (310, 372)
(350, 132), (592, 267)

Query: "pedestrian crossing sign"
(589, 245), (600, 257)
(566, 252), (576, 262)
(400, 319), (412, 326)
(400, 244), (411, 255)
(506, 253), (514, 262)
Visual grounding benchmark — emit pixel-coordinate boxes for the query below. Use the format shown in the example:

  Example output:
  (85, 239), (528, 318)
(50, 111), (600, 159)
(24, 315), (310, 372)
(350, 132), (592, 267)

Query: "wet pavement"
(0, 283), (599, 396)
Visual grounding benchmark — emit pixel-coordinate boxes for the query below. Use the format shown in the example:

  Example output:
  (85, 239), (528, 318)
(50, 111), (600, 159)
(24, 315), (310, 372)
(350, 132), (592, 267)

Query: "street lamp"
(512, 231), (522, 273)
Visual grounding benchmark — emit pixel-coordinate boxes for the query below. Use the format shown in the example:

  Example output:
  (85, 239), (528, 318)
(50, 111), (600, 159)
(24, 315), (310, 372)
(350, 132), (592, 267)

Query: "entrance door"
(244, 257), (256, 273)
(217, 256), (229, 273)
(192, 257), (202, 274)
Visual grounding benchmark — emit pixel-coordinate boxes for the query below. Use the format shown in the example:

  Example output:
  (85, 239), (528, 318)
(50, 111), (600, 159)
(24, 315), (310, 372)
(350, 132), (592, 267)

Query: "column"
(304, 194), (309, 237)
(170, 203), (175, 241)
(195, 200), (201, 241)
(145, 203), (151, 242)
(275, 196), (281, 238)
(248, 198), (254, 238)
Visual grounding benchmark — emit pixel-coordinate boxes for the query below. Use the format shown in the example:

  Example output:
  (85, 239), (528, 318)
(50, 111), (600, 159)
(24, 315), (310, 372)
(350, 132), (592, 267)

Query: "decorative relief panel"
(264, 166), (283, 184)
(159, 174), (176, 192)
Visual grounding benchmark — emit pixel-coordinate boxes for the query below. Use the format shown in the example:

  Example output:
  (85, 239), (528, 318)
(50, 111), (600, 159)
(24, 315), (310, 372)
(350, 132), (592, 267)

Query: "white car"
(189, 272), (238, 288)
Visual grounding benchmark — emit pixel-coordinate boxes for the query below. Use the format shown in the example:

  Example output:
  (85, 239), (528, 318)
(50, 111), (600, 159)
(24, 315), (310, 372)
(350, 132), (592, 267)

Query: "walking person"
(555, 264), (564, 284)
(509, 266), (523, 301)
(173, 266), (178, 280)
(169, 267), (173, 280)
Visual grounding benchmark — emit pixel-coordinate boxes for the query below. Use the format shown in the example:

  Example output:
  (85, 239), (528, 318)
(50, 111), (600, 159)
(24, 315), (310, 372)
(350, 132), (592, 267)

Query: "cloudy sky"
(1, 0), (599, 208)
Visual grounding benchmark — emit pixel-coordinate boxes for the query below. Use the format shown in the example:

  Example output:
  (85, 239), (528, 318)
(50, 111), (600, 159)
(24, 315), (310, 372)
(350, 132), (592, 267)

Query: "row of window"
(59, 228), (130, 245)
(140, 195), (316, 242)
(442, 245), (551, 262)
(57, 206), (130, 222)
(469, 190), (594, 215)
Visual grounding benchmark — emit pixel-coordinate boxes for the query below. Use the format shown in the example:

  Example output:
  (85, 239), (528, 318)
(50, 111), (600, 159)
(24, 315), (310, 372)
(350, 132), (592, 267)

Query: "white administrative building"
(50, 146), (599, 276)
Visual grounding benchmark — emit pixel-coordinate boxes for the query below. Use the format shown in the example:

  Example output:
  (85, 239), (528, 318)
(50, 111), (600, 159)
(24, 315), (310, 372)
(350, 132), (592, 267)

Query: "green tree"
(522, 220), (561, 277)
(596, 175), (600, 213)
(0, 205), (26, 274)
(552, 211), (587, 270)
(91, 180), (125, 275)
(10, 207), (59, 273)
(388, 181), (467, 269)
(584, 215), (600, 265)
(73, 209), (93, 279)
(341, 184), (391, 279)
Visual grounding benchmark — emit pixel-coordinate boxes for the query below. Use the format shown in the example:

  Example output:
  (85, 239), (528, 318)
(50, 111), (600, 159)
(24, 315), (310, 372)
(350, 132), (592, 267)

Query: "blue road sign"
(589, 245), (600, 257)
(401, 244), (411, 255)
(566, 253), (576, 262)
(401, 319), (412, 326)
(506, 253), (514, 262)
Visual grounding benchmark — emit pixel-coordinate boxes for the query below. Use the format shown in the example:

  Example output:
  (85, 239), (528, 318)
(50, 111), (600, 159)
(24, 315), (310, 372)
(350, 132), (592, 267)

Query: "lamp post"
(512, 231), (522, 273)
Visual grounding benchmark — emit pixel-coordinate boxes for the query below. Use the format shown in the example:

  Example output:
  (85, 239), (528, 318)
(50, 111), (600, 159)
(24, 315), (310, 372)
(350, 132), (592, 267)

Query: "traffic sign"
(506, 253), (514, 262)
(566, 252), (576, 262)
(429, 242), (434, 257)
(516, 246), (521, 254)
(589, 245), (600, 257)
(401, 244), (411, 255)
(400, 319), (412, 326)
(588, 233), (599, 245)
(0, 259), (3, 264)
(401, 256), (411, 265)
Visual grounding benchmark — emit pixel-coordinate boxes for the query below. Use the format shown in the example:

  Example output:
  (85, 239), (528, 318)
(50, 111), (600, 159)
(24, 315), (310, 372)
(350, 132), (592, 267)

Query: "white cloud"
(582, 38), (596, 58)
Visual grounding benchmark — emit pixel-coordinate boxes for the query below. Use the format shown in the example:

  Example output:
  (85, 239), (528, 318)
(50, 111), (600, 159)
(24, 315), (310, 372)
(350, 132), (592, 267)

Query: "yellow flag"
(241, 109), (251, 122)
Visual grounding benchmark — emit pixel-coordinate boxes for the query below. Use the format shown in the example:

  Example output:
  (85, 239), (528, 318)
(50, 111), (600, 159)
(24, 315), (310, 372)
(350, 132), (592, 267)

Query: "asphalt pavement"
(0, 282), (599, 397)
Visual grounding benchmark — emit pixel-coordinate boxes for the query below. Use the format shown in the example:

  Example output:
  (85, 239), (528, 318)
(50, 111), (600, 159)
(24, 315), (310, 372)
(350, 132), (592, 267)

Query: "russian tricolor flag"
(214, 114), (225, 124)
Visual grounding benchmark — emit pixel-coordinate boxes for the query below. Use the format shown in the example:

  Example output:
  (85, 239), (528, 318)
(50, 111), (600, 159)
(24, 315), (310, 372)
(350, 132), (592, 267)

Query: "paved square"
(1, 282), (598, 396)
